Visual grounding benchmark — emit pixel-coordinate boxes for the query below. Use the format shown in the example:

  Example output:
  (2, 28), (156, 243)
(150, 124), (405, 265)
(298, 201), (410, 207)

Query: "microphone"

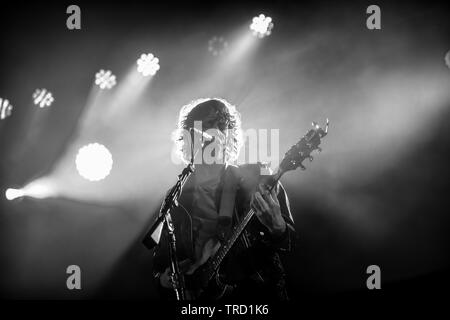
(190, 127), (227, 163)
(192, 127), (214, 141)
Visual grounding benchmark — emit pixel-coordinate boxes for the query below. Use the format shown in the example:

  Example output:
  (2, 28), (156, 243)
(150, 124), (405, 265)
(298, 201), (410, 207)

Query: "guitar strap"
(216, 164), (240, 241)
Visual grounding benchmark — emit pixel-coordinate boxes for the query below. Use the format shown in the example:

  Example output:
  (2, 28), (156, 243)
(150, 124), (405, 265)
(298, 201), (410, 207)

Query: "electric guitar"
(178, 120), (329, 300)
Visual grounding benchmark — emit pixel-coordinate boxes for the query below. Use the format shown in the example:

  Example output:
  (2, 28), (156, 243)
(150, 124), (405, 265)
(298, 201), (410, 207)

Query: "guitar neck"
(206, 208), (256, 279)
(205, 168), (284, 280)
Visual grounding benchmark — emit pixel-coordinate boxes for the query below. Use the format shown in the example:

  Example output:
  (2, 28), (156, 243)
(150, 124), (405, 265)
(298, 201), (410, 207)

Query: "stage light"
(5, 179), (55, 200)
(250, 14), (274, 38)
(445, 50), (450, 69)
(5, 188), (24, 201)
(0, 97), (13, 120)
(75, 143), (113, 182)
(208, 36), (228, 56)
(137, 53), (160, 76)
(95, 70), (117, 89)
(32, 88), (54, 108)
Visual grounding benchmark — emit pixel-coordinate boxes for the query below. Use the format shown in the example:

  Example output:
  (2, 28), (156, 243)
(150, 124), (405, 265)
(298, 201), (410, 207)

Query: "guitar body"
(184, 268), (235, 300)
(182, 238), (236, 300)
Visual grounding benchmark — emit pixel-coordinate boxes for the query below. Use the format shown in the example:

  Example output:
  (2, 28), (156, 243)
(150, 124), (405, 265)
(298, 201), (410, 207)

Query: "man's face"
(201, 109), (222, 131)
(191, 110), (228, 165)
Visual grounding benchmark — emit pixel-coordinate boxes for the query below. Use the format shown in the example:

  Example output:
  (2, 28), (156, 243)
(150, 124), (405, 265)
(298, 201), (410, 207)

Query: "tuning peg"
(309, 156), (313, 162)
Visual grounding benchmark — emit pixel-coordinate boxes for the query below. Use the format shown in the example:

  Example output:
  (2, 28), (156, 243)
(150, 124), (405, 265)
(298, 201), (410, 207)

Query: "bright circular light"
(75, 143), (113, 182)
(95, 69), (117, 89)
(5, 188), (24, 201)
(250, 14), (274, 38)
(208, 36), (228, 56)
(32, 88), (54, 108)
(137, 53), (160, 76)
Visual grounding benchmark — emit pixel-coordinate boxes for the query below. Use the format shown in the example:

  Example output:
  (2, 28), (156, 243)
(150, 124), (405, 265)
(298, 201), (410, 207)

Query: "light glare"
(32, 88), (54, 108)
(250, 14), (274, 38)
(95, 69), (117, 89)
(23, 180), (55, 199)
(5, 188), (24, 201)
(0, 98), (13, 120)
(75, 143), (113, 182)
(137, 53), (160, 76)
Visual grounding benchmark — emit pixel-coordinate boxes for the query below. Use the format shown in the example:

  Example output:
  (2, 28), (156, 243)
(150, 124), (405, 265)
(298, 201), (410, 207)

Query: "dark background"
(0, 0), (449, 300)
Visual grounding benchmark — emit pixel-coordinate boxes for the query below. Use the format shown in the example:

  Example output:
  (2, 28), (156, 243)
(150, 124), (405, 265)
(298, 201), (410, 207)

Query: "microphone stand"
(149, 129), (197, 300)
(157, 161), (194, 300)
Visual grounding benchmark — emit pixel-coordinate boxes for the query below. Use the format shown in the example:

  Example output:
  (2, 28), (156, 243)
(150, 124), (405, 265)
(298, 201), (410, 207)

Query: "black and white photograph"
(0, 0), (449, 315)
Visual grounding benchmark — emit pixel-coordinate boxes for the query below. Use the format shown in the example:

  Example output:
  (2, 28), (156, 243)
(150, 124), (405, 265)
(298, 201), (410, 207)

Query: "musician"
(144, 98), (296, 300)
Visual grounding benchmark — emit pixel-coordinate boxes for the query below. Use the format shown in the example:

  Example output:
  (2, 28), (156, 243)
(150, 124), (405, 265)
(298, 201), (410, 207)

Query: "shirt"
(186, 164), (225, 261)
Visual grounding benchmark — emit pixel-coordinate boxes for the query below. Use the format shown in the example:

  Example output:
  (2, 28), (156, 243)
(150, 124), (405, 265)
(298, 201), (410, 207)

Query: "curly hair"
(172, 98), (243, 164)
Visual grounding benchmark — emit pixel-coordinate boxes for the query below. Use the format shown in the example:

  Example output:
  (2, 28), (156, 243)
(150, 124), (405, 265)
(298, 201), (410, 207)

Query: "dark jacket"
(143, 163), (296, 300)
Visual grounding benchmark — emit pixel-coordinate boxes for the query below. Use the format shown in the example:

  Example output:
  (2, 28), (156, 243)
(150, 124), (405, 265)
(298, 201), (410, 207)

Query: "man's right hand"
(159, 267), (177, 289)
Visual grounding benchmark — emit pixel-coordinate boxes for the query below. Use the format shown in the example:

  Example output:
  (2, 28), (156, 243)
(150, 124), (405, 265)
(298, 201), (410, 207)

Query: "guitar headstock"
(279, 119), (329, 173)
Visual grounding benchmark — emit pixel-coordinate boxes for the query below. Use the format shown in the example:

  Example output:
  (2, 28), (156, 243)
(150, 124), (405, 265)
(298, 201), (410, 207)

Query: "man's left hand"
(251, 184), (287, 237)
